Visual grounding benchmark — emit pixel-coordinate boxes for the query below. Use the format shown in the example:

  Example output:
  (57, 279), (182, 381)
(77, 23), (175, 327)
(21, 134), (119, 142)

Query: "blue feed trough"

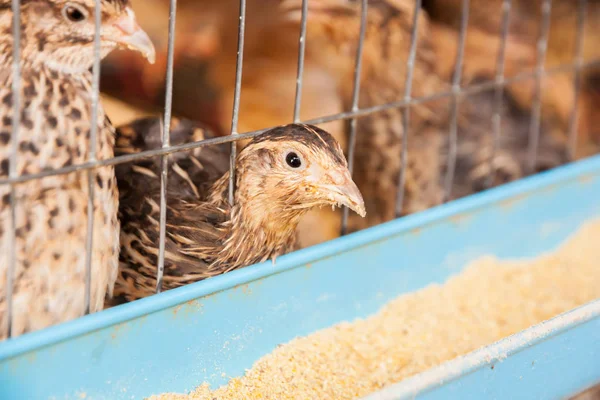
(0, 156), (599, 399)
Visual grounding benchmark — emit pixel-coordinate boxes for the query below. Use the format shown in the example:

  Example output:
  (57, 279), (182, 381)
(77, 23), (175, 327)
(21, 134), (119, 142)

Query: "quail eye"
(62, 4), (88, 23)
(285, 152), (302, 168)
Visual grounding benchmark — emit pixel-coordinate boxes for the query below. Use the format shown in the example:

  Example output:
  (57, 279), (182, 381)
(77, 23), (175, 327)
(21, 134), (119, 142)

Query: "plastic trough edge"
(360, 299), (600, 400)
(1, 155), (600, 361)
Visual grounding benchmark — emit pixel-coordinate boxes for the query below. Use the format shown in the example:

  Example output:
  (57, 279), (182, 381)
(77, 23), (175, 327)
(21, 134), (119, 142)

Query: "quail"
(0, 0), (155, 339)
(169, 0), (348, 249)
(277, 0), (449, 233)
(112, 119), (365, 303)
(424, 0), (600, 158)
(182, 0), (444, 244)
(275, 0), (578, 227)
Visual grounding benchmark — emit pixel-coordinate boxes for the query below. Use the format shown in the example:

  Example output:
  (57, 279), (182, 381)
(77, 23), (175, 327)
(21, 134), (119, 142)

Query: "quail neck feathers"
(0, 0), (155, 339)
(113, 119), (365, 303)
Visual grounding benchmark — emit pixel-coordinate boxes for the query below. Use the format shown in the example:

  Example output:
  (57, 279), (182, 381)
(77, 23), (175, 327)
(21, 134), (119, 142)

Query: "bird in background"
(278, 0), (584, 219)
(80, 0), (595, 249)
(111, 119), (365, 304)
(275, 0), (449, 232)
(94, 0), (542, 242)
(424, 0), (600, 159)
(0, 0), (155, 339)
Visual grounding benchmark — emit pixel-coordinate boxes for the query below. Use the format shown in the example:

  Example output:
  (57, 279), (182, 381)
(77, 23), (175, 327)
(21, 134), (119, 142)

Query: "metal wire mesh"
(2, 0), (599, 338)
(395, 0), (423, 217)
(292, 0), (309, 123)
(485, 0), (512, 189)
(341, 0), (368, 235)
(227, 0), (247, 206)
(156, 0), (178, 294)
(526, 0), (553, 174)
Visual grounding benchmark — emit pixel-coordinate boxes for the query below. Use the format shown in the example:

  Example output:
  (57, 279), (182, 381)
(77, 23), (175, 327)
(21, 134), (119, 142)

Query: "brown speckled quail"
(111, 119), (365, 303)
(278, 0), (448, 232)
(189, 0), (350, 249)
(192, 0), (448, 239)
(280, 0), (576, 226)
(0, 0), (155, 339)
(425, 0), (600, 159)
(448, 85), (570, 199)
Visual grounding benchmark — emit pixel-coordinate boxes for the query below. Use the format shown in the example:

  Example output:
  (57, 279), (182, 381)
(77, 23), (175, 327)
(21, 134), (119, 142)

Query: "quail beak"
(319, 169), (366, 218)
(108, 8), (156, 64)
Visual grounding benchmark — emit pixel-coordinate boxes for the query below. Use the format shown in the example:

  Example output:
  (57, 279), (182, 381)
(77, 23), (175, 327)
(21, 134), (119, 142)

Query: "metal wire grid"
(526, 0), (553, 174)
(485, 0), (512, 189)
(2, 0), (595, 338)
(341, 0), (368, 235)
(395, 0), (422, 216)
(442, 0), (470, 202)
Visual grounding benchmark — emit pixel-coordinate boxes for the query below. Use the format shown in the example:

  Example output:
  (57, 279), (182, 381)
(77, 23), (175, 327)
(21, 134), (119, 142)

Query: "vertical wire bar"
(292, 0), (308, 122)
(83, 0), (102, 314)
(341, 0), (368, 235)
(228, 0), (247, 206)
(526, 0), (552, 174)
(567, 0), (587, 160)
(156, 0), (178, 294)
(395, 0), (422, 217)
(442, 0), (470, 203)
(485, 0), (512, 188)
(5, 0), (22, 338)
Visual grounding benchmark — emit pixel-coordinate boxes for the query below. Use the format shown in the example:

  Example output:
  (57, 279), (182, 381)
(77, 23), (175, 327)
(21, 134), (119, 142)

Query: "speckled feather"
(0, 0), (150, 339)
(286, 0), (447, 231)
(449, 87), (570, 199)
(282, 0), (572, 231)
(112, 118), (230, 303)
(112, 120), (362, 304)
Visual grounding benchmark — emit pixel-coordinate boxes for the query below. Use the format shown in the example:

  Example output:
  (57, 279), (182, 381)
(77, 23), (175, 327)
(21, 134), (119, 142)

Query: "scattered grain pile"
(149, 219), (600, 400)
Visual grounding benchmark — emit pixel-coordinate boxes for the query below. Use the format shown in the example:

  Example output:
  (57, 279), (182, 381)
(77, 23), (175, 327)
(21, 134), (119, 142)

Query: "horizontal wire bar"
(341, 0), (368, 236)
(0, 59), (598, 188)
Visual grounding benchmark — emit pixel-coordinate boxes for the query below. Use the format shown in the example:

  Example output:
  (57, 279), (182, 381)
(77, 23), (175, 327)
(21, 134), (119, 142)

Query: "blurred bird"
(422, 0), (597, 196)
(0, 0), (155, 339)
(99, 0), (223, 131)
(282, 0), (572, 217)
(112, 119), (365, 303)
(449, 86), (570, 199)
(277, 0), (448, 232)
(424, 0), (600, 159)
(198, 0), (541, 233)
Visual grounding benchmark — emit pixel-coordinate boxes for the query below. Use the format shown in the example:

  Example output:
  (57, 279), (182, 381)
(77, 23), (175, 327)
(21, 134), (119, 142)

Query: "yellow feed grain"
(149, 219), (600, 400)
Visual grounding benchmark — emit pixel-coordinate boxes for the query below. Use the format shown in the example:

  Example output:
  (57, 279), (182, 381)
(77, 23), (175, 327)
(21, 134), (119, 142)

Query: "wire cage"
(1, 0), (599, 398)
